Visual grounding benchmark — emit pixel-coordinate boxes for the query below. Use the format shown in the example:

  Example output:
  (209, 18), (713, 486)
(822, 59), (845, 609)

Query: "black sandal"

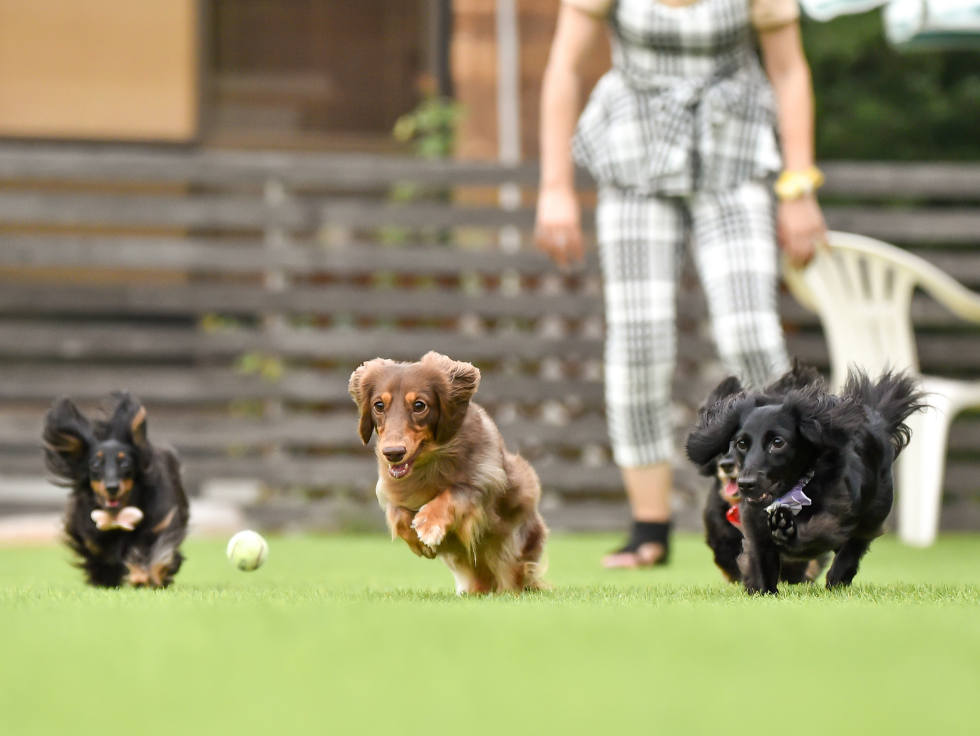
(602, 521), (671, 568)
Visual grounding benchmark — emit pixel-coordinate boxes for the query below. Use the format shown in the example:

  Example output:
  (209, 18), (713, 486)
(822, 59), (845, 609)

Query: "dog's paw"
(767, 505), (796, 544)
(125, 563), (151, 587)
(412, 513), (447, 550)
(405, 534), (438, 559)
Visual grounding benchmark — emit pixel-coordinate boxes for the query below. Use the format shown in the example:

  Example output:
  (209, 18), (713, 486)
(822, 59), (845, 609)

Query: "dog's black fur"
(696, 361), (829, 584)
(687, 370), (925, 594)
(43, 393), (189, 588)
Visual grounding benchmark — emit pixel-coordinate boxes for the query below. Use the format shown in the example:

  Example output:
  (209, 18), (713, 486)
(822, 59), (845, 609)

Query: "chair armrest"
(781, 257), (820, 313)
(826, 231), (980, 324)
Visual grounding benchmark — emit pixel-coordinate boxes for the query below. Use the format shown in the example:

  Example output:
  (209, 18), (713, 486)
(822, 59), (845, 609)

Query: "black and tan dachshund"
(43, 393), (189, 588)
(687, 370), (924, 594)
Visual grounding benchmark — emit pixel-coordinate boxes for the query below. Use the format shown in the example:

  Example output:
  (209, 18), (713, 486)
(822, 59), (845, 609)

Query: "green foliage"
(393, 93), (465, 159)
(235, 351), (284, 382)
(804, 12), (980, 160)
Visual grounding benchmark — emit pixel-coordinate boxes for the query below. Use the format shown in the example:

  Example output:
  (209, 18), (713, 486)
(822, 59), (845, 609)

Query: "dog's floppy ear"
(349, 359), (393, 445)
(686, 396), (744, 467)
(422, 352), (481, 444)
(43, 398), (95, 482)
(107, 392), (147, 444)
(702, 376), (742, 413)
(108, 392), (152, 467)
(787, 387), (865, 450)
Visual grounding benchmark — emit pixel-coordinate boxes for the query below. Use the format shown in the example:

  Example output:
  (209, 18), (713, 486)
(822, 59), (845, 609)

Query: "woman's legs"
(596, 186), (687, 567)
(690, 181), (790, 385)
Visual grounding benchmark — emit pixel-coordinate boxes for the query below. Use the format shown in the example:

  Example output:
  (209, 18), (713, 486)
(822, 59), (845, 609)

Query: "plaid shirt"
(573, 0), (783, 195)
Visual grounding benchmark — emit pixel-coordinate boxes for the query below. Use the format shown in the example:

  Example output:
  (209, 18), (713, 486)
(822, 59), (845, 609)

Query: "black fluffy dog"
(43, 393), (189, 588)
(687, 370), (924, 594)
(696, 361), (829, 584)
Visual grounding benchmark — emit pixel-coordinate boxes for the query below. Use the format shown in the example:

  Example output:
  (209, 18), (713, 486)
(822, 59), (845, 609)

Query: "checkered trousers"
(597, 180), (790, 467)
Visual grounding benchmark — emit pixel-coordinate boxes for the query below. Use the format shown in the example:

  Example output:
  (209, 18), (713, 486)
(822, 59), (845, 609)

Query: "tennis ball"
(226, 530), (269, 571)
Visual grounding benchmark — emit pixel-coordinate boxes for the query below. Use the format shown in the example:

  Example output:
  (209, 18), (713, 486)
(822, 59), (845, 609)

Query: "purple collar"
(765, 471), (814, 516)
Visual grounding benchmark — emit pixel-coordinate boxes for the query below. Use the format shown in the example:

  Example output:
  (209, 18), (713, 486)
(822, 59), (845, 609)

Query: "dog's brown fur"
(349, 352), (548, 594)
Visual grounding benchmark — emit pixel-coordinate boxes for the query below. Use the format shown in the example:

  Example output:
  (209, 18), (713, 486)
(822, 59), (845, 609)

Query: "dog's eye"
(413, 401), (426, 413)
(373, 401), (385, 413)
(735, 439), (747, 452)
(771, 437), (785, 450)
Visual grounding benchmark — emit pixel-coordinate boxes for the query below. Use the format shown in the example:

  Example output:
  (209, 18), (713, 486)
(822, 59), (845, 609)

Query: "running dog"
(349, 352), (548, 594)
(43, 393), (189, 588)
(697, 362), (829, 584)
(687, 370), (924, 594)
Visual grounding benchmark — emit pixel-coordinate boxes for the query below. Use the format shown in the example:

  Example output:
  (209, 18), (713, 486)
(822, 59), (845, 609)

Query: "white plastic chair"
(783, 230), (980, 547)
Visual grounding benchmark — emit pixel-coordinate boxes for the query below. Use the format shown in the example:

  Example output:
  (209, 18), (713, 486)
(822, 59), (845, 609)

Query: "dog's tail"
(842, 369), (927, 454)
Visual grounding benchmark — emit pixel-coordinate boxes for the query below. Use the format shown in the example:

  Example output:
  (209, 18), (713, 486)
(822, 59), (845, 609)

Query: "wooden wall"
(0, 0), (199, 142)
(452, 0), (610, 161)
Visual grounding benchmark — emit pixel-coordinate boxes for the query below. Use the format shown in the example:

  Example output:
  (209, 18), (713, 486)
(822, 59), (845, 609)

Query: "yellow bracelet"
(774, 166), (825, 202)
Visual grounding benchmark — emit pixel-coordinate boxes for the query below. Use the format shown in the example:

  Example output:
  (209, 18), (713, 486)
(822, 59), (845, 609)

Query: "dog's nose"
(719, 457), (737, 475)
(737, 475), (758, 495)
(104, 483), (120, 496)
(382, 446), (407, 463)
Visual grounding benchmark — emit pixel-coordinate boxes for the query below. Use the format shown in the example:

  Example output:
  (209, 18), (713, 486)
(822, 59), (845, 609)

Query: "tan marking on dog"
(805, 559), (823, 582)
(91, 478), (133, 506)
(412, 490), (454, 549)
(148, 562), (170, 588)
(125, 563), (150, 587)
(130, 406), (146, 434)
(51, 434), (83, 454)
(152, 507), (178, 534)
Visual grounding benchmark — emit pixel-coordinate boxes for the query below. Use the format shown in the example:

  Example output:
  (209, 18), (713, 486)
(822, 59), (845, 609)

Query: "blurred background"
(0, 0), (977, 543)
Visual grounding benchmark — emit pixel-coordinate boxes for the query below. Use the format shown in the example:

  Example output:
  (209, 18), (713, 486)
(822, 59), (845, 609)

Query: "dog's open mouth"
(105, 499), (121, 509)
(388, 461), (414, 480)
(746, 493), (773, 507)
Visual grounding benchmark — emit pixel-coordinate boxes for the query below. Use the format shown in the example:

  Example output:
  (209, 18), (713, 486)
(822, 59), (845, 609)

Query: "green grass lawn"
(2, 533), (980, 736)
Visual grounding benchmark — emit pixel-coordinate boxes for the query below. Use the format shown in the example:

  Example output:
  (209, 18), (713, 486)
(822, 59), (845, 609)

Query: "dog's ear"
(422, 352), (481, 444)
(43, 398), (95, 482)
(686, 396), (744, 466)
(349, 359), (392, 445)
(107, 392), (147, 443)
(108, 392), (152, 467)
(701, 376), (742, 416)
(788, 388), (865, 450)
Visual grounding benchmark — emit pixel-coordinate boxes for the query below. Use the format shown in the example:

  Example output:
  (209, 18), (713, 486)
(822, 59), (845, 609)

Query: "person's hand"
(534, 186), (584, 269)
(777, 194), (827, 268)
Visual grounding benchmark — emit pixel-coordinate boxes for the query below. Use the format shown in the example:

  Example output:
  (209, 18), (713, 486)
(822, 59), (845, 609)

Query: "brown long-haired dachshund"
(349, 352), (548, 593)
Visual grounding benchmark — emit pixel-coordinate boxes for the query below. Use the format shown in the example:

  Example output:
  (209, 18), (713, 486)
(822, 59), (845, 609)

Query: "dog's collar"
(765, 471), (814, 516)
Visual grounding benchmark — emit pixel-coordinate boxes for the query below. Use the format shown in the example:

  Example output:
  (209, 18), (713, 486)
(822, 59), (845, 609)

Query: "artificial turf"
(1, 533), (979, 735)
